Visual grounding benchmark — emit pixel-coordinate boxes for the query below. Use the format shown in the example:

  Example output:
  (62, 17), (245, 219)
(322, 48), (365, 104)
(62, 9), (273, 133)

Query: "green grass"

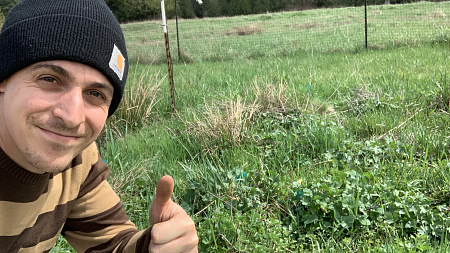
(122, 1), (450, 64)
(53, 3), (450, 252)
(82, 43), (450, 252)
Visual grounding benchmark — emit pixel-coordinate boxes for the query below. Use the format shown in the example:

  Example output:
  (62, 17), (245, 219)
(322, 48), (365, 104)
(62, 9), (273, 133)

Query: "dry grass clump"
(353, 86), (377, 102)
(185, 78), (294, 146)
(105, 68), (162, 139)
(251, 77), (289, 113)
(338, 86), (379, 115)
(186, 96), (258, 146)
(225, 24), (264, 36)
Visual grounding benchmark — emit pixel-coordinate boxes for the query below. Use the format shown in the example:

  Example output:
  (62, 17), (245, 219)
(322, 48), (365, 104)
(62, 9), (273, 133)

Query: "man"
(0, 0), (198, 252)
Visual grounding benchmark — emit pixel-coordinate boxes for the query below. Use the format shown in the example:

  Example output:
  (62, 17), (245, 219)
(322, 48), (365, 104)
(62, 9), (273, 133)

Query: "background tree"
(251, 0), (270, 14)
(105, 0), (161, 22)
(192, 0), (204, 17)
(202, 0), (222, 17)
(218, 0), (230, 16)
(104, 0), (178, 22)
(178, 0), (196, 18)
(228, 0), (251, 16)
(101, 0), (426, 22)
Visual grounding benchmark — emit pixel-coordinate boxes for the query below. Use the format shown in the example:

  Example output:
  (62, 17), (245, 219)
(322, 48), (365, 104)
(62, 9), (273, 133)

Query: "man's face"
(0, 60), (114, 174)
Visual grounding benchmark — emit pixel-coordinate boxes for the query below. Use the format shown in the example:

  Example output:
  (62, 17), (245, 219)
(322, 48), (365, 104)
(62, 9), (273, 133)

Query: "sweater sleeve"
(61, 144), (151, 253)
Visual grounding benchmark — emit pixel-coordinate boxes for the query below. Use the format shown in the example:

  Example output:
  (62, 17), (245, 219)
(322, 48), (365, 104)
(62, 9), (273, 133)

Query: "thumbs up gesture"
(149, 175), (198, 253)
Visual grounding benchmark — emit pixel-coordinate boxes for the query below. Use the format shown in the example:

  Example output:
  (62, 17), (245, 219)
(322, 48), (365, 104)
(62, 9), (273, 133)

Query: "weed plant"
(54, 12), (450, 253)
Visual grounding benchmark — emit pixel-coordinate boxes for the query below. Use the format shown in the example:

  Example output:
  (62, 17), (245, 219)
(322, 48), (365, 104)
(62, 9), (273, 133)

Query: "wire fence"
(1, 1), (448, 64)
(121, 1), (450, 64)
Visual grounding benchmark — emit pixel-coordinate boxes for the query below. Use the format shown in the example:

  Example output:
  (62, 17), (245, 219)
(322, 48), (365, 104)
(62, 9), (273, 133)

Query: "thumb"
(149, 175), (175, 226)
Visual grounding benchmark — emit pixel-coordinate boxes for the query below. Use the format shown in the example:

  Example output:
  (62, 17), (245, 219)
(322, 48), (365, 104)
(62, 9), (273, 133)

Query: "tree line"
(104, 0), (436, 22)
(1, 0), (438, 24)
(102, 0), (303, 22)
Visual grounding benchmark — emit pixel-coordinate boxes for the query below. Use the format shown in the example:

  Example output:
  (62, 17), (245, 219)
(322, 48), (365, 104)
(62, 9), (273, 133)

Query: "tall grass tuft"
(100, 67), (162, 144)
(185, 96), (257, 146)
(434, 72), (450, 111)
(184, 78), (294, 146)
(251, 76), (290, 113)
(177, 48), (194, 64)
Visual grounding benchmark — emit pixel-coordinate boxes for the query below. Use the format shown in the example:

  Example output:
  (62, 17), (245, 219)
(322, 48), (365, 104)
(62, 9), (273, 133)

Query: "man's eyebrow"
(30, 63), (114, 97)
(30, 63), (74, 80)
(89, 82), (114, 98)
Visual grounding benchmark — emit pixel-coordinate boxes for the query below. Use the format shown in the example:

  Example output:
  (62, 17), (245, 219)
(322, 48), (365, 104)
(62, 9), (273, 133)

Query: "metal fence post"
(175, 0), (181, 60)
(365, 0), (368, 49)
(161, 0), (176, 113)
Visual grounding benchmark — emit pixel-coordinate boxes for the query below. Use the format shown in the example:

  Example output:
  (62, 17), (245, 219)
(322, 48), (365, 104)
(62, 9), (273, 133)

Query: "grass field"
(122, 1), (450, 64)
(50, 3), (450, 253)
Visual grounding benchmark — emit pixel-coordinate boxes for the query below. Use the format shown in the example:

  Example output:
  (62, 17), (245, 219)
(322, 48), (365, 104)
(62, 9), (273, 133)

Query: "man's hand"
(149, 175), (198, 253)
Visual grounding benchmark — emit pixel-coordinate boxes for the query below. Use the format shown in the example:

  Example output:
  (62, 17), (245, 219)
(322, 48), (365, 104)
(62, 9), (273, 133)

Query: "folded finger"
(150, 230), (198, 253)
(151, 214), (196, 244)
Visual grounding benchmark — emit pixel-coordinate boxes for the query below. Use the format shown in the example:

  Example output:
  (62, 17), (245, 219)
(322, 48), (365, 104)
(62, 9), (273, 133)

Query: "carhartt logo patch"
(109, 44), (125, 80)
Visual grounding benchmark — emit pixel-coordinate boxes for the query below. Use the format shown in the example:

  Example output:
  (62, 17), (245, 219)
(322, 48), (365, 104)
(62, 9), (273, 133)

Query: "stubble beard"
(19, 115), (91, 174)
(22, 149), (69, 173)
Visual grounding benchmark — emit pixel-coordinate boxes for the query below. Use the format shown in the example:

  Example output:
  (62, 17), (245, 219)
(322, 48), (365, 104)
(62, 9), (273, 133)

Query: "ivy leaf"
(405, 221), (415, 228)
(341, 215), (355, 228)
(358, 215), (371, 226)
(305, 214), (318, 225)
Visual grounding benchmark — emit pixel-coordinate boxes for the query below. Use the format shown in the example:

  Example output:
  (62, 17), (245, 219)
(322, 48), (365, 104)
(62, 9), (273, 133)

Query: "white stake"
(161, 0), (167, 34)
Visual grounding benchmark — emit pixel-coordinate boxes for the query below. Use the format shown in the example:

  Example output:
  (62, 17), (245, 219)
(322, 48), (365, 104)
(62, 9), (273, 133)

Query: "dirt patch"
(337, 20), (352, 26)
(225, 24), (264, 36)
(287, 22), (324, 30)
(429, 10), (447, 19)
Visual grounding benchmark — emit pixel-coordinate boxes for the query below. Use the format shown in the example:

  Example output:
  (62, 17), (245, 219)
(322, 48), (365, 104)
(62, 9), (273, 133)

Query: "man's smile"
(37, 126), (84, 143)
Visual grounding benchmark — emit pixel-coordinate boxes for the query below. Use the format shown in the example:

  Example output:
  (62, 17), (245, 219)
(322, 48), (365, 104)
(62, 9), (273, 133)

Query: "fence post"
(175, 0), (181, 60)
(365, 0), (368, 49)
(161, 0), (175, 113)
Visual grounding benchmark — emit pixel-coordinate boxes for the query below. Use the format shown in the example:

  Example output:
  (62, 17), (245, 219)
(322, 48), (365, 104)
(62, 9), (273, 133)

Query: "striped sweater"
(0, 143), (151, 253)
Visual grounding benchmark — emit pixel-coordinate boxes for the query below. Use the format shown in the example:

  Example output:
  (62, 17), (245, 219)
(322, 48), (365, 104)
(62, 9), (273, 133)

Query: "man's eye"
(89, 90), (104, 99)
(42, 76), (57, 83)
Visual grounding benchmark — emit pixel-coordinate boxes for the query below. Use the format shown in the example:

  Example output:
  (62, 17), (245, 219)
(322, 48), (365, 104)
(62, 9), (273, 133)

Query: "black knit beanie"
(0, 0), (128, 117)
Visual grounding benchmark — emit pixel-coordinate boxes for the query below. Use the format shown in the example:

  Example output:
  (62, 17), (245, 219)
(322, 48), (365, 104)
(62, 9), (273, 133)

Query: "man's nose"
(52, 88), (85, 128)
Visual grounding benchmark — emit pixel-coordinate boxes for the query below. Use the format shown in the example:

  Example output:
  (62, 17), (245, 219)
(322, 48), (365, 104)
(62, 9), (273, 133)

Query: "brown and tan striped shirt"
(0, 143), (151, 253)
